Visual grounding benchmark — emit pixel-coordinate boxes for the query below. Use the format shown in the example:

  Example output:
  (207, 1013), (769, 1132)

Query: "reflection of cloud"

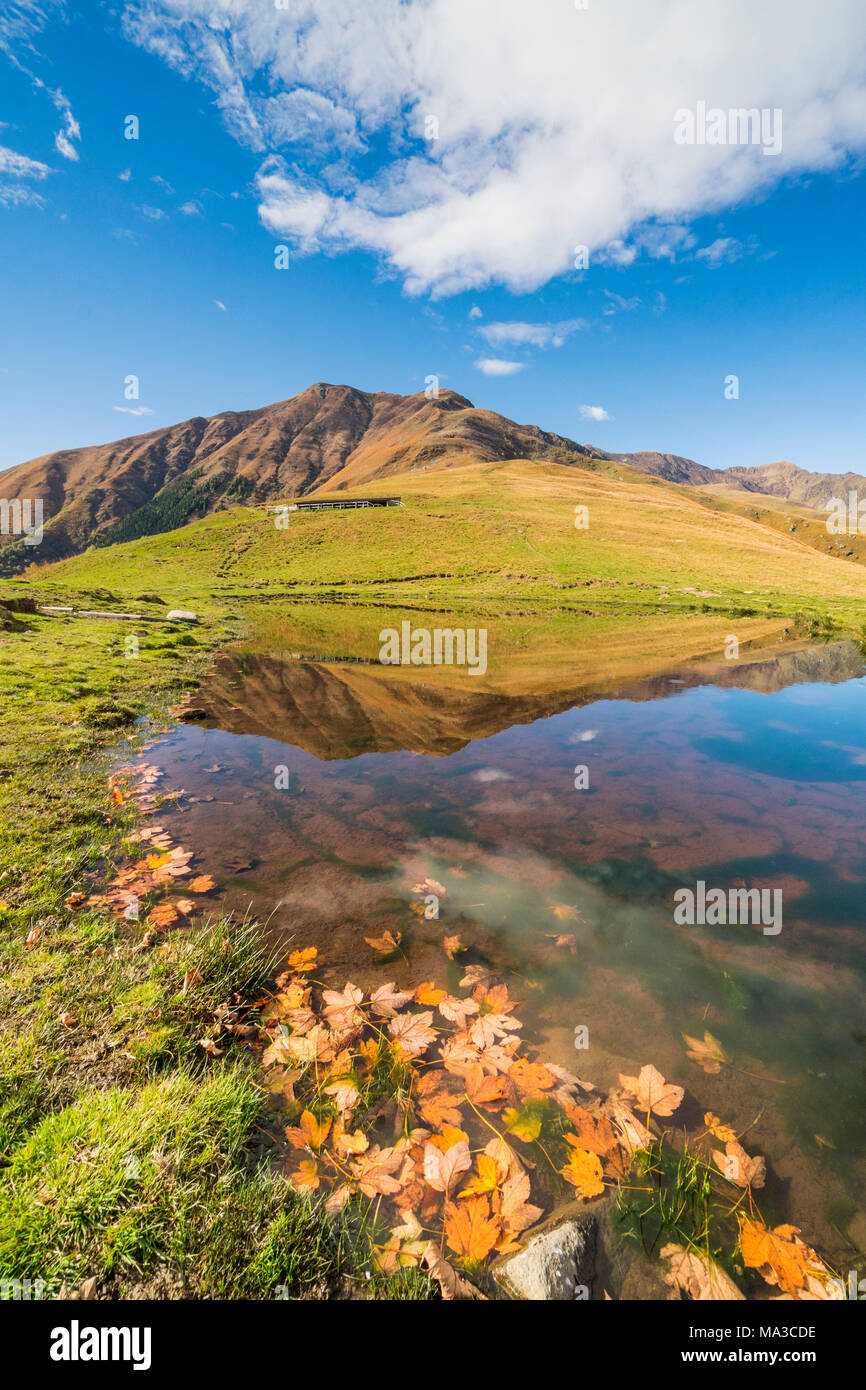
(569, 728), (599, 742)
(471, 768), (512, 783)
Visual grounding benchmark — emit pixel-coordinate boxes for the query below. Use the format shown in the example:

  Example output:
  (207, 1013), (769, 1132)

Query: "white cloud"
(0, 141), (50, 207)
(113, 405), (155, 417)
(140, 205), (167, 220)
(0, 144), (50, 179)
(477, 318), (586, 349)
(118, 168), (132, 181)
(122, 0), (866, 296)
(179, 199), (202, 215)
(579, 405), (612, 422)
(468, 305), (483, 319)
(696, 236), (745, 267)
(214, 299), (227, 311)
(475, 358), (525, 376)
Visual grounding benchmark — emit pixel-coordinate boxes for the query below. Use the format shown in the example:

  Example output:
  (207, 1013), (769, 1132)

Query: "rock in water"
(493, 1215), (596, 1300)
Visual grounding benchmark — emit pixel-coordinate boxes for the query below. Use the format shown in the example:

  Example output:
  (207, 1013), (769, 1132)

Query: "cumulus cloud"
(475, 358), (525, 376)
(122, 0), (866, 296)
(579, 405), (612, 422)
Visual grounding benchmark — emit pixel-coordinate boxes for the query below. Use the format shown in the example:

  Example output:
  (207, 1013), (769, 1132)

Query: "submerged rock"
(493, 1213), (597, 1301)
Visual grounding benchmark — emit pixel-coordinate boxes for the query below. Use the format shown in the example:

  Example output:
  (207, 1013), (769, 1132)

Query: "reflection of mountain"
(178, 641), (864, 760)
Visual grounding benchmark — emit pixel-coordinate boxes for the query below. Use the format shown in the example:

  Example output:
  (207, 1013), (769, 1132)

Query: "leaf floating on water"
(444, 1195), (500, 1261)
(711, 1140), (766, 1190)
(388, 1010), (437, 1057)
(739, 1218), (835, 1298)
(189, 875), (216, 894)
(550, 903), (580, 921)
(415, 980), (447, 1006)
(560, 1146), (605, 1198)
(287, 947), (318, 973)
(421, 1242), (486, 1300)
(364, 930), (401, 953)
(704, 1111), (737, 1143)
(660, 1243), (744, 1301)
(619, 1064), (684, 1118)
(443, 934), (464, 959)
(368, 981), (413, 1018)
(683, 1030), (727, 1074)
(146, 904), (178, 929)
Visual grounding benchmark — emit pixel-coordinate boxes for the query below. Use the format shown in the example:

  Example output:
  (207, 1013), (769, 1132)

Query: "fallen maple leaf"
(285, 1109), (331, 1152)
(564, 1104), (620, 1160)
(443, 935), (464, 959)
(369, 982), (413, 1018)
(683, 1030), (727, 1074)
(416, 1071), (465, 1128)
(352, 1143), (409, 1197)
(189, 875), (216, 894)
(502, 1106), (541, 1143)
(712, 1141), (766, 1190)
(146, 904), (179, 929)
(459, 1153), (499, 1198)
(415, 980), (447, 1006)
(739, 1219), (828, 1298)
(287, 947), (317, 972)
(444, 1195), (501, 1261)
(509, 1058), (555, 1096)
(619, 1064), (684, 1118)
(705, 1112), (737, 1144)
(388, 1010), (437, 1057)
(322, 982), (364, 1034)
(289, 1157), (320, 1190)
(438, 994), (479, 1026)
(199, 1037), (222, 1056)
(560, 1146), (605, 1198)
(421, 1242), (486, 1299)
(660, 1243), (744, 1301)
(364, 930), (401, 953)
(423, 1137), (471, 1193)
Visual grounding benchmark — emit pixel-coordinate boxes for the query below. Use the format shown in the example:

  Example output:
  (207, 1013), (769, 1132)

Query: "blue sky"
(1, 0), (865, 475)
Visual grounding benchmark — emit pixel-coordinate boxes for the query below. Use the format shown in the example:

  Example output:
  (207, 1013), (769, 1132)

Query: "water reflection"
(140, 612), (866, 1265)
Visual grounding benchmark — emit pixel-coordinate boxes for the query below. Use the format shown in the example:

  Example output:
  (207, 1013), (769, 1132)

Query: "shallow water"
(134, 612), (866, 1266)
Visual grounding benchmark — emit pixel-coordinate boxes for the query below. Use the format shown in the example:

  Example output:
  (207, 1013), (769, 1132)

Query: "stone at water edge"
(492, 1214), (597, 1301)
(166, 610), (198, 624)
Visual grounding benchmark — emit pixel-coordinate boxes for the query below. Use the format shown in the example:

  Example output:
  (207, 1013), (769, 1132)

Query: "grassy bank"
(0, 585), (433, 1299)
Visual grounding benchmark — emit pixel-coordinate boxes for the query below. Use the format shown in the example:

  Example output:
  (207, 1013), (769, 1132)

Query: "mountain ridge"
(0, 382), (862, 572)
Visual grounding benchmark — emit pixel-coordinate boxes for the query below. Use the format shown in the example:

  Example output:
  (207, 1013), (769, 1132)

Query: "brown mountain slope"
(0, 383), (595, 569)
(1, 381), (863, 574)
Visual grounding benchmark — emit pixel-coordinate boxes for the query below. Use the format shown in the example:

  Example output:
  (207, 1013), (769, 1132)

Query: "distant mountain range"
(0, 382), (863, 571)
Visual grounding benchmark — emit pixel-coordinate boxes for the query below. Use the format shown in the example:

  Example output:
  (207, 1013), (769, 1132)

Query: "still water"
(134, 612), (866, 1265)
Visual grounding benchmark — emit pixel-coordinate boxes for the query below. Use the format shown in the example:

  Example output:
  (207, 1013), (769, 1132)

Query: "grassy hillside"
(29, 458), (866, 629)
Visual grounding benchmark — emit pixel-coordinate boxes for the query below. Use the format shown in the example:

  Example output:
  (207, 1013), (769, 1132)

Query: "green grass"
(27, 458), (866, 633)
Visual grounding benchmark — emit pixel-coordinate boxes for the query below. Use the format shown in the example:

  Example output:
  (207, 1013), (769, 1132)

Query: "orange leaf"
(444, 1195), (501, 1262)
(287, 947), (318, 972)
(560, 1146), (605, 1198)
(189, 875), (216, 894)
